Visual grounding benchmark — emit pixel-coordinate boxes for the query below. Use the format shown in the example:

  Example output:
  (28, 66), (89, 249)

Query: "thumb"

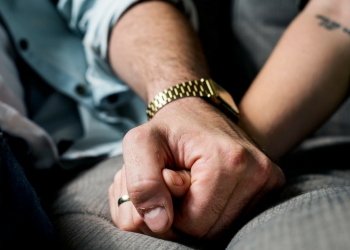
(123, 126), (174, 234)
(162, 169), (191, 198)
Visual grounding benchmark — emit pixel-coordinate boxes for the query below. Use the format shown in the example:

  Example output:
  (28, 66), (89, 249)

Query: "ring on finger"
(118, 194), (131, 207)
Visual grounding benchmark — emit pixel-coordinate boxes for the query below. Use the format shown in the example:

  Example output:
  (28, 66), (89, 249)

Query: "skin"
(110, 97), (285, 239)
(108, 0), (284, 240)
(108, 0), (350, 242)
(239, 0), (350, 159)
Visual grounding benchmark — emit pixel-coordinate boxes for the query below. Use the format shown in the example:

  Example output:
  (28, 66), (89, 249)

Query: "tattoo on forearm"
(316, 15), (350, 38)
(344, 28), (350, 36)
(316, 15), (340, 30)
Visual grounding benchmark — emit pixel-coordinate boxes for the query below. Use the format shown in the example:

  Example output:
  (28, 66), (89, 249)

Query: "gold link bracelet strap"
(147, 79), (212, 120)
(146, 78), (239, 122)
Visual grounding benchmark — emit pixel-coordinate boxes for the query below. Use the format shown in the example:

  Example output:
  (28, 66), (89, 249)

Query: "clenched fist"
(109, 97), (285, 240)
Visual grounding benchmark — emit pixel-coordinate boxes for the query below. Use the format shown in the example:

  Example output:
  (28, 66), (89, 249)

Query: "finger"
(127, 174), (181, 240)
(109, 167), (180, 241)
(162, 169), (191, 198)
(134, 204), (182, 241)
(123, 125), (174, 233)
(109, 167), (178, 237)
(109, 170), (122, 225)
(116, 167), (143, 233)
(109, 183), (117, 223)
(129, 169), (183, 240)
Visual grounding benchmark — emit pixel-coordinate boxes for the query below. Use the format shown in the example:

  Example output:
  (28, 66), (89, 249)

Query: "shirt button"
(75, 84), (87, 96)
(19, 39), (29, 50)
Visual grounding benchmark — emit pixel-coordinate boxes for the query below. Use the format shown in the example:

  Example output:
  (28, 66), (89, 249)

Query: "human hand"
(109, 165), (192, 239)
(109, 98), (285, 240)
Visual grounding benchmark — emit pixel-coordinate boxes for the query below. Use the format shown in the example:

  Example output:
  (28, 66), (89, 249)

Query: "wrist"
(152, 96), (234, 129)
(147, 78), (239, 122)
(146, 76), (210, 104)
(154, 96), (206, 117)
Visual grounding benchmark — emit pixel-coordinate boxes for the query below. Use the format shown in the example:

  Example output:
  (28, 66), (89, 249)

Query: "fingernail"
(165, 169), (184, 186)
(144, 206), (169, 232)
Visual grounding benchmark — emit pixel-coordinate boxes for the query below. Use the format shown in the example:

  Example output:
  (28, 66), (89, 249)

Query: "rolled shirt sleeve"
(57, 0), (198, 110)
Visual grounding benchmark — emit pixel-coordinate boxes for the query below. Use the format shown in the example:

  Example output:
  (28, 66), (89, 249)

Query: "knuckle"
(219, 144), (248, 175)
(254, 155), (273, 186)
(226, 144), (248, 168)
(123, 125), (151, 148)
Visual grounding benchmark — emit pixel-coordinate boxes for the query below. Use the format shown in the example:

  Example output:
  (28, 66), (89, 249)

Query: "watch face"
(211, 80), (239, 114)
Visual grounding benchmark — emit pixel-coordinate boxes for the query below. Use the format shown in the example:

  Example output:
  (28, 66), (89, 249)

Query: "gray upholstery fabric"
(227, 148), (350, 249)
(229, 186), (350, 250)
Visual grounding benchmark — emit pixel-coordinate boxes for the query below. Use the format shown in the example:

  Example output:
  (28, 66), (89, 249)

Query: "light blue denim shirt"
(0, 0), (197, 168)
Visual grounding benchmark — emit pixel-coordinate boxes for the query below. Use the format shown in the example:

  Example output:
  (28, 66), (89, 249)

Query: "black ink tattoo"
(344, 28), (350, 37)
(316, 15), (350, 38)
(316, 15), (341, 30)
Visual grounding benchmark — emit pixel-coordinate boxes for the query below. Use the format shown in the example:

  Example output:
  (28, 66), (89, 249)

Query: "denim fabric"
(0, 133), (55, 249)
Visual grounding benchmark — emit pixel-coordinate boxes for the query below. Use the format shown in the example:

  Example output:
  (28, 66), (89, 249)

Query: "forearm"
(238, 0), (350, 160)
(109, 1), (209, 103)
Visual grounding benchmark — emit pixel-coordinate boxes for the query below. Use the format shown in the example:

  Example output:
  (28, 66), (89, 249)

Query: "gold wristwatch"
(146, 78), (239, 122)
